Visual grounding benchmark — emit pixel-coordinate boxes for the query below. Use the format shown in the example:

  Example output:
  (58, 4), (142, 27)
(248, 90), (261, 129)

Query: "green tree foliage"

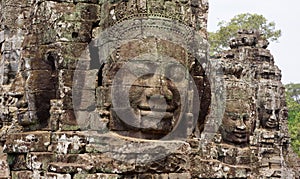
(285, 83), (300, 104)
(286, 83), (300, 156)
(209, 13), (281, 55)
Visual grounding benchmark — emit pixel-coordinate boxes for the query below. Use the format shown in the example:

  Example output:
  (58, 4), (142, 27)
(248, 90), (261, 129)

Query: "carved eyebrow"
(242, 113), (250, 117)
(226, 112), (240, 120)
(266, 109), (273, 114)
(127, 61), (158, 76)
(165, 64), (187, 81)
(226, 112), (236, 116)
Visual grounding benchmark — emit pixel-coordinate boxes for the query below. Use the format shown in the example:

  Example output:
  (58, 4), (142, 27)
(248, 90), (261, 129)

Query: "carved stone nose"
(147, 94), (167, 111)
(16, 100), (28, 108)
(270, 111), (277, 121)
(236, 118), (246, 130)
(144, 87), (171, 103)
(144, 75), (173, 102)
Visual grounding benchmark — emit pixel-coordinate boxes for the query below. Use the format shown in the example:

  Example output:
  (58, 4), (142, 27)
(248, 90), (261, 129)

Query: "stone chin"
(264, 120), (278, 129)
(220, 127), (250, 145)
(135, 106), (179, 133)
(230, 132), (249, 143)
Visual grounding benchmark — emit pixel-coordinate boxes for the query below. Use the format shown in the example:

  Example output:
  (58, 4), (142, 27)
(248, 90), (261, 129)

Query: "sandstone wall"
(0, 0), (299, 178)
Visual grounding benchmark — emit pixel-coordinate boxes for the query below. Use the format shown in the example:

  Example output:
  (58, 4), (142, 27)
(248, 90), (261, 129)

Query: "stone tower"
(0, 0), (299, 178)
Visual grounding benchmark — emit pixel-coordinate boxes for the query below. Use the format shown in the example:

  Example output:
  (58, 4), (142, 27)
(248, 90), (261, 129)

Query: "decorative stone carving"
(220, 92), (255, 145)
(0, 0), (299, 178)
(94, 38), (211, 140)
(213, 30), (299, 178)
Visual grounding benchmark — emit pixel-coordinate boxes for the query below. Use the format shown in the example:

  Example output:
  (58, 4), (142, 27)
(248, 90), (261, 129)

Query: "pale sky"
(208, 0), (300, 84)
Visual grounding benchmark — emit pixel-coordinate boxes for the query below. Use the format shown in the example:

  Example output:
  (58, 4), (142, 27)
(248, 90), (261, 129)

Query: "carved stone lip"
(137, 104), (176, 113)
(140, 110), (174, 119)
(17, 109), (27, 114)
(233, 131), (247, 138)
(266, 121), (278, 128)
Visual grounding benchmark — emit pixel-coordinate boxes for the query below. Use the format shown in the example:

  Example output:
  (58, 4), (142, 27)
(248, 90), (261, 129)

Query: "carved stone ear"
(45, 51), (58, 71)
(251, 118), (256, 134)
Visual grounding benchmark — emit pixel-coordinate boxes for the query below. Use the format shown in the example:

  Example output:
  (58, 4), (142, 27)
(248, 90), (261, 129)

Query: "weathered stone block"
(58, 69), (75, 88)
(71, 111), (91, 130)
(4, 131), (51, 153)
(50, 132), (86, 154)
(59, 123), (81, 131)
(73, 89), (96, 110)
(169, 173), (191, 179)
(22, 57), (54, 71)
(48, 162), (93, 174)
(85, 132), (190, 157)
(60, 97), (73, 112)
(55, 21), (92, 42)
(0, 153), (10, 178)
(192, 159), (250, 178)
(88, 113), (109, 132)
(26, 70), (57, 91)
(58, 42), (88, 59)
(11, 171), (33, 179)
(89, 153), (136, 173)
(45, 172), (72, 179)
(137, 173), (168, 179)
(59, 110), (77, 126)
(73, 173), (120, 179)
(8, 154), (27, 170)
(95, 87), (111, 109)
(26, 91), (56, 111)
(73, 69), (98, 90)
(135, 153), (190, 173)
(26, 152), (55, 171)
(58, 56), (89, 70)
(76, 3), (100, 22)
(69, 111), (108, 132)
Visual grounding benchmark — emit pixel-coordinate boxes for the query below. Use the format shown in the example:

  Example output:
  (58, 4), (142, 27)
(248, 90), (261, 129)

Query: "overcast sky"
(208, 0), (300, 84)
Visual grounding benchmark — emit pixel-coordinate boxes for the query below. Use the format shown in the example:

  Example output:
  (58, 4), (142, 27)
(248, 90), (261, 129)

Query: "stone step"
(4, 131), (51, 153)
(0, 152), (10, 179)
(48, 162), (94, 174)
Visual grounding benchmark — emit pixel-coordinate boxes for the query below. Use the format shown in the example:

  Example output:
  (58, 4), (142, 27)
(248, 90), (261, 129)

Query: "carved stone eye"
(16, 100), (28, 108)
(166, 64), (186, 82)
(227, 112), (238, 120)
(266, 109), (273, 115)
(127, 61), (157, 77)
(242, 114), (250, 121)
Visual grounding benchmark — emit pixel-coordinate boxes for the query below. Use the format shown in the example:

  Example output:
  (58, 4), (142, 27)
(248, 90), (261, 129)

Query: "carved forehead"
(225, 100), (251, 113)
(225, 81), (253, 100)
(111, 37), (190, 66)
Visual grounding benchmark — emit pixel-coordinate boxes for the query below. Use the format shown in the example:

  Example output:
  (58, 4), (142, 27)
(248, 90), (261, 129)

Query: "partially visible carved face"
(108, 56), (190, 138)
(220, 100), (254, 144)
(99, 38), (209, 139)
(128, 61), (184, 132)
(257, 63), (281, 81)
(260, 107), (280, 129)
(258, 85), (281, 130)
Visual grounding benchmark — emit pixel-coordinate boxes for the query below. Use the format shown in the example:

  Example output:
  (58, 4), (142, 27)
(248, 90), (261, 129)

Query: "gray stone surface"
(0, 0), (299, 178)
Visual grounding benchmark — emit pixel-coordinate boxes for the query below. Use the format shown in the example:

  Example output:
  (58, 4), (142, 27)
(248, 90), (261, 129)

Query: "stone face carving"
(260, 106), (280, 130)
(212, 29), (299, 178)
(221, 99), (254, 144)
(258, 89), (281, 130)
(96, 38), (210, 140)
(0, 0), (299, 178)
(111, 56), (184, 137)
